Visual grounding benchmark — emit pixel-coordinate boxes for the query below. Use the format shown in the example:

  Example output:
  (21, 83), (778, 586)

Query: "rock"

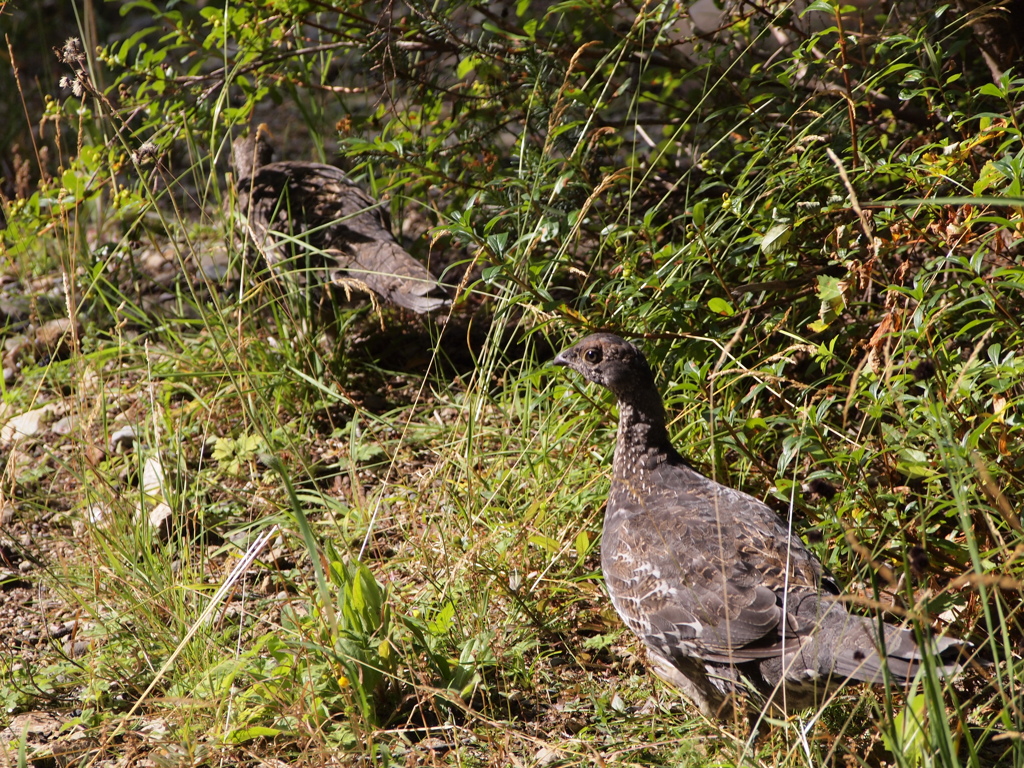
(0, 711), (65, 741)
(4, 334), (33, 357)
(34, 317), (82, 359)
(196, 243), (232, 281)
(142, 455), (166, 499)
(148, 502), (174, 540)
(139, 246), (177, 285)
(51, 414), (76, 435)
(0, 295), (32, 322)
(84, 444), (105, 467)
(109, 424), (137, 453)
(2, 335), (35, 381)
(1, 403), (60, 445)
(64, 639), (90, 658)
(534, 747), (561, 766)
(83, 504), (112, 528)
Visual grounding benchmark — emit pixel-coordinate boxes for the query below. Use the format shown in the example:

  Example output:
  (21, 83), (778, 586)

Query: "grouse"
(232, 125), (448, 314)
(553, 333), (963, 722)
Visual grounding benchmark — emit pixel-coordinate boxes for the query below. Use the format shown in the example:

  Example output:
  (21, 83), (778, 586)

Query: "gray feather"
(553, 333), (964, 720)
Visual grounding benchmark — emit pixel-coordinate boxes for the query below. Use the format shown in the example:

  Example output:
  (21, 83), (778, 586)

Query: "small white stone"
(109, 425), (137, 453)
(1, 403), (59, 445)
(142, 455), (166, 499)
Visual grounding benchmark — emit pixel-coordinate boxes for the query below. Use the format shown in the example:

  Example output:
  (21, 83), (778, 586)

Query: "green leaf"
(977, 83), (1005, 99)
(428, 602), (456, 636)
(810, 275), (847, 329)
(582, 632), (618, 651)
(691, 200), (706, 228)
(212, 437), (237, 463)
(816, 274), (845, 303)
(528, 534), (560, 553)
(801, 0), (837, 16)
(883, 693), (927, 765)
(760, 222), (792, 254)
(457, 55), (477, 80)
(707, 297), (735, 316)
(239, 433), (262, 455)
(574, 530), (590, 565)
(229, 726), (285, 743)
(974, 161), (1004, 196)
(351, 442), (385, 462)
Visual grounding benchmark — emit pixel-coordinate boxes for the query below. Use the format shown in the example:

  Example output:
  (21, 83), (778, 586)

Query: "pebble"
(142, 455), (166, 498)
(51, 415), (76, 435)
(109, 425), (137, 453)
(148, 502), (173, 540)
(65, 640), (89, 658)
(1, 403), (60, 445)
(35, 317), (82, 358)
(84, 444), (105, 466)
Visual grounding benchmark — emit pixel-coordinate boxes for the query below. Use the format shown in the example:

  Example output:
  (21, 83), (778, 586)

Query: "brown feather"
(232, 128), (448, 314)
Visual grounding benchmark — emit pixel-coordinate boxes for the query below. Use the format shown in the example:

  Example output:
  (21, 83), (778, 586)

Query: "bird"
(553, 332), (963, 725)
(232, 124), (449, 314)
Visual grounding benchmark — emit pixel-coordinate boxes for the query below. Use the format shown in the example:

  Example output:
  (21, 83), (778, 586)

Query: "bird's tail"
(832, 616), (965, 684)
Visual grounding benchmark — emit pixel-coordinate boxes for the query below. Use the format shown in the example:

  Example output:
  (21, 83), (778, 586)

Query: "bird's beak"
(552, 350), (570, 367)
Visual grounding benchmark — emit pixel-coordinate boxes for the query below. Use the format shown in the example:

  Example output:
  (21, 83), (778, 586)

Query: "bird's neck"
(613, 390), (674, 481)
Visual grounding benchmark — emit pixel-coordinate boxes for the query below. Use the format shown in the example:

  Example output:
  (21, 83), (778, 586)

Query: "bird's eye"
(584, 348), (602, 364)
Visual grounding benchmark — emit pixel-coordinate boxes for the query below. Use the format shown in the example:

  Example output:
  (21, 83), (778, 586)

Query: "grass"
(3, 0), (1024, 766)
(4, 260), (1017, 766)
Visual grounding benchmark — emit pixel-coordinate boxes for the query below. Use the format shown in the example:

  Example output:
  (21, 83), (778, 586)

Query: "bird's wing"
(278, 162), (395, 241)
(339, 240), (449, 313)
(605, 464), (825, 664)
(236, 162), (448, 310)
(242, 162), (390, 244)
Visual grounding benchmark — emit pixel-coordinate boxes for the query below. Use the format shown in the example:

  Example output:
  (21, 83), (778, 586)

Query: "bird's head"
(232, 123), (275, 181)
(553, 333), (654, 399)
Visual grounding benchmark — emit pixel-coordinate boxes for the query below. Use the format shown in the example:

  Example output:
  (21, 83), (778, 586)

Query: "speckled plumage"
(554, 333), (962, 721)
(232, 126), (448, 314)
